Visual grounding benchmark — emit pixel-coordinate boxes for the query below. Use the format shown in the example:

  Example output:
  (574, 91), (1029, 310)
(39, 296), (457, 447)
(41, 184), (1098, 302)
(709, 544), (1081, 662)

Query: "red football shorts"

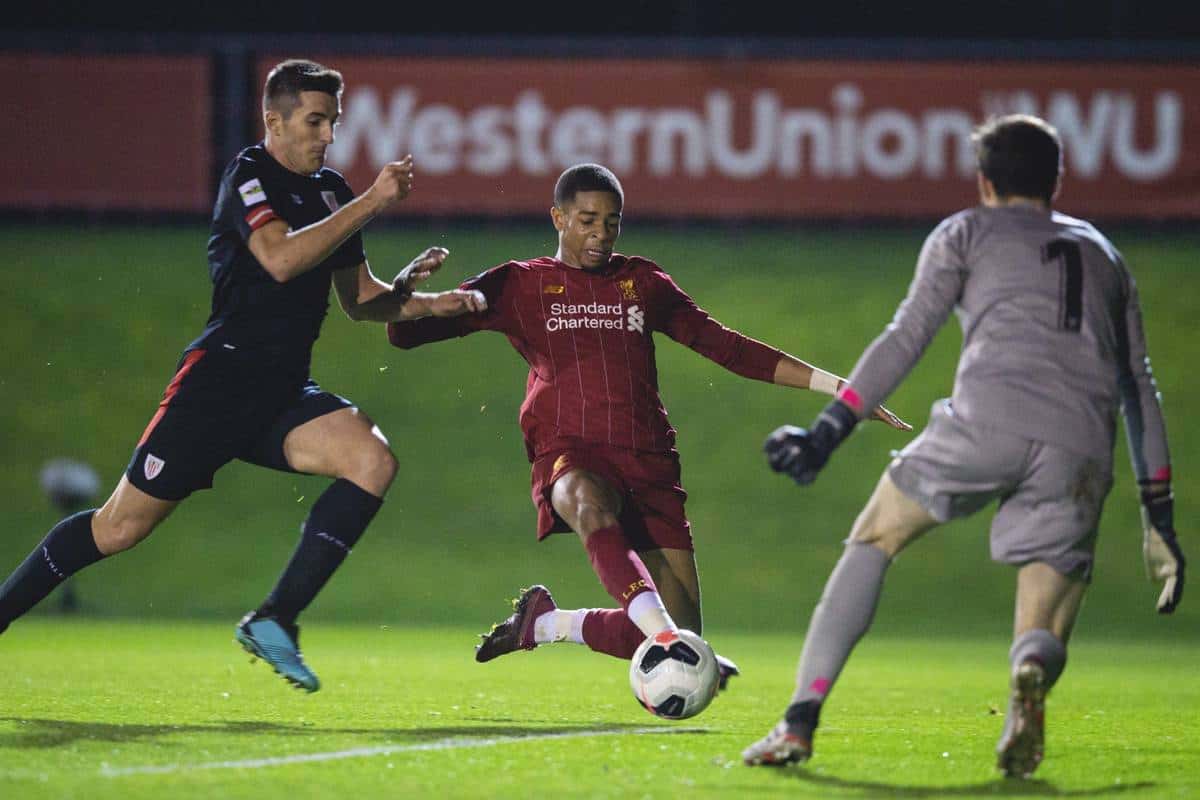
(530, 442), (693, 552)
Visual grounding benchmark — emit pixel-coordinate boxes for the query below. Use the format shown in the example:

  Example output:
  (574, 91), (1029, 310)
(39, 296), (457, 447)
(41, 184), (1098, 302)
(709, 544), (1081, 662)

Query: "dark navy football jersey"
(196, 143), (365, 366)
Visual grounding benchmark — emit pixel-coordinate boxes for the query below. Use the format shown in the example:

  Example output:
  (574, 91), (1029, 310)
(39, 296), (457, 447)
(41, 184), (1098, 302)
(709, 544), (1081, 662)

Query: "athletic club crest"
(144, 453), (165, 480)
(618, 279), (639, 301)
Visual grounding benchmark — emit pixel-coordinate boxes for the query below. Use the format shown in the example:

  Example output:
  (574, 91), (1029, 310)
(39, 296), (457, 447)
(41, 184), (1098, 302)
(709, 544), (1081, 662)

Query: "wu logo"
(626, 304), (645, 333)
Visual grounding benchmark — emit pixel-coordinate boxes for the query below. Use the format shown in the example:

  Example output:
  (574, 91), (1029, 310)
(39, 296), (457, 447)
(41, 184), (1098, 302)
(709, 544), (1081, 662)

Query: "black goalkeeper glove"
(764, 400), (859, 486)
(1140, 487), (1185, 614)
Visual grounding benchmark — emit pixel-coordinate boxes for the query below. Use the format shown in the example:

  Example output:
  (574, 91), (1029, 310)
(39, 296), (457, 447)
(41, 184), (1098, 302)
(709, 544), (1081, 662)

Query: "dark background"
(6, 1), (1199, 38)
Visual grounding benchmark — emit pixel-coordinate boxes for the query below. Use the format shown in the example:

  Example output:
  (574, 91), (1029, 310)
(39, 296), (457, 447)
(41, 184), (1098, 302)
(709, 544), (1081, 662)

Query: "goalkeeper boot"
(235, 612), (320, 693)
(742, 700), (818, 766)
(996, 659), (1046, 778)
(475, 585), (556, 663)
(715, 653), (740, 692)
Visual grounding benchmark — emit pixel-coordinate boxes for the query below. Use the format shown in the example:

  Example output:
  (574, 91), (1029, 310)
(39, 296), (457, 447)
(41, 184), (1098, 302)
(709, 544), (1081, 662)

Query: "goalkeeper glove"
(764, 400), (859, 486)
(1140, 486), (1185, 614)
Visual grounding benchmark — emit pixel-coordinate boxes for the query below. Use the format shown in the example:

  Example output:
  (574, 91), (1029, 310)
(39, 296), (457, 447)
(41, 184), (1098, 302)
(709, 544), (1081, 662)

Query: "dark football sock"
(790, 541), (890, 707)
(257, 479), (382, 624)
(581, 608), (645, 659)
(0, 510), (103, 632)
(1009, 628), (1067, 688)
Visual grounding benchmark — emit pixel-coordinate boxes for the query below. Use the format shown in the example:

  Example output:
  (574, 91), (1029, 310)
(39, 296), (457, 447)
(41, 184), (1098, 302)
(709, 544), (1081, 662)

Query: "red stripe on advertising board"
(3, 54), (211, 212)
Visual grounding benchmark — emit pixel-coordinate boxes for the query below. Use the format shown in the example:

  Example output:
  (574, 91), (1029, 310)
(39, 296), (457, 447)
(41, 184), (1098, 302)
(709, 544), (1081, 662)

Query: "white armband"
(809, 368), (842, 396)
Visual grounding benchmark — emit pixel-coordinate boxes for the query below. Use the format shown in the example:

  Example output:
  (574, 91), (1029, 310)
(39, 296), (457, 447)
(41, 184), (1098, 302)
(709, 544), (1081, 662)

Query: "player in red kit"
(387, 164), (909, 681)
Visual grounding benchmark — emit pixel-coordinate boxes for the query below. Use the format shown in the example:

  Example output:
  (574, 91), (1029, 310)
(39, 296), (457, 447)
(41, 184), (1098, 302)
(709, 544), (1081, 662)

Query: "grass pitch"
(0, 620), (1196, 799)
(3, 223), (1198, 636)
(1, 223), (1196, 797)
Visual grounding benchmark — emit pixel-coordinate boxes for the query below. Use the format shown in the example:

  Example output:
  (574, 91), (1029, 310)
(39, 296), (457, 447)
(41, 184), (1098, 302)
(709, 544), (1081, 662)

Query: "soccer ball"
(629, 629), (719, 720)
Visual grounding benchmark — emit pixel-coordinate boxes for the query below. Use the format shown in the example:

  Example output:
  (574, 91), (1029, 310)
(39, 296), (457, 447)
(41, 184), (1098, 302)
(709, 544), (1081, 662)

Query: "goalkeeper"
(743, 114), (1183, 778)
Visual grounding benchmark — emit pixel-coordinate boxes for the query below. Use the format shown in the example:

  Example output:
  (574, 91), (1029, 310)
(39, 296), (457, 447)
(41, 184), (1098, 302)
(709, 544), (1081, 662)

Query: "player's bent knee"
(341, 442), (398, 492)
(574, 504), (620, 536)
(848, 489), (930, 558)
(553, 471), (621, 533)
(371, 446), (399, 486)
(848, 522), (908, 558)
(93, 515), (155, 555)
(568, 471), (621, 509)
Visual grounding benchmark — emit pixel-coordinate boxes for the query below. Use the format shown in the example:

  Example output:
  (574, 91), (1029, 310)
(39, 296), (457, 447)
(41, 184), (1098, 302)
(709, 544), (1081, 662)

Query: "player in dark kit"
(386, 164), (910, 683)
(0, 60), (485, 692)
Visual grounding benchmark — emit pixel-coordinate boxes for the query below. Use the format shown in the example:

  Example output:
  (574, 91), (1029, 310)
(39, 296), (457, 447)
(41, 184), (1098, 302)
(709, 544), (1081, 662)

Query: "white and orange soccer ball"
(629, 629), (719, 720)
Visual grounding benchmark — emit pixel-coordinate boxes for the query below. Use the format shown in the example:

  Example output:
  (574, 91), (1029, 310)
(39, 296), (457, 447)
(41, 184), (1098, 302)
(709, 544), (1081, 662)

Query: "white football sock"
(627, 591), (677, 637)
(567, 608), (591, 644)
(533, 609), (590, 645)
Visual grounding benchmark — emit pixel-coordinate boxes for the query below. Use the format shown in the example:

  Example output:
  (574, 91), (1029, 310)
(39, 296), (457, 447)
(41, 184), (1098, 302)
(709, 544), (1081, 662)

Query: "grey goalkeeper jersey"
(846, 204), (1170, 481)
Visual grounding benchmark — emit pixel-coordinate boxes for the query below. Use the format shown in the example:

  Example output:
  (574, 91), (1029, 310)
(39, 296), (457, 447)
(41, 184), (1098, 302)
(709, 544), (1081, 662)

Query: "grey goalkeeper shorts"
(887, 400), (1113, 581)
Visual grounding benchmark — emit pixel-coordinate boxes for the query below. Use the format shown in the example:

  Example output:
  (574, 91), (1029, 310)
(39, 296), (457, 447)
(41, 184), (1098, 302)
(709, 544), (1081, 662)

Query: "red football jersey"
(387, 254), (782, 459)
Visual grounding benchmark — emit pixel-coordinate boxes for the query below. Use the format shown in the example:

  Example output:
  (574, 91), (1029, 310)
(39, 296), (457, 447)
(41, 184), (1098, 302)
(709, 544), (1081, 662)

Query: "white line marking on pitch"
(100, 726), (703, 777)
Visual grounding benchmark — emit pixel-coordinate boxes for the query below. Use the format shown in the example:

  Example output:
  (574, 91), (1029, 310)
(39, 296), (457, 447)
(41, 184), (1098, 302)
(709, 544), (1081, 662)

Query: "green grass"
(0, 620), (1196, 799)
(1, 222), (1197, 638)
(1, 222), (1195, 797)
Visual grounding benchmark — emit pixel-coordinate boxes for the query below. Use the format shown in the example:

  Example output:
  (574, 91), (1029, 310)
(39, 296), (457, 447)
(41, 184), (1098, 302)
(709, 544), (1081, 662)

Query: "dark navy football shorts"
(125, 346), (352, 500)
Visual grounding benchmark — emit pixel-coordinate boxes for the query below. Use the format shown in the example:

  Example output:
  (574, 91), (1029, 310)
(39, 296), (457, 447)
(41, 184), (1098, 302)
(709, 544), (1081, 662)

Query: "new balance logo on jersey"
(626, 305), (645, 333)
(321, 191), (340, 212)
(143, 454), (165, 480)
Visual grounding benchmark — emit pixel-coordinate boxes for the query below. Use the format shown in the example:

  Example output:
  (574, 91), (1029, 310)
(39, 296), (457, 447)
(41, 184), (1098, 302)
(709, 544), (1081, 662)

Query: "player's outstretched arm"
(387, 263), (509, 349)
(763, 400), (859, 486)
(398, 289), (488, 320)
(383, 293), (490, 347)
(249, 157), (416, 283)
(333, 251), (488, 323)
(386, 315), (469, 349)
(1113, 269), (1181, 612)
(392, 246), (451, 292)
(772, 355), (911, 431)
(655, 268), (911, 429)
(390, 248), (487, 320)
(1141, 484), (1185, 614)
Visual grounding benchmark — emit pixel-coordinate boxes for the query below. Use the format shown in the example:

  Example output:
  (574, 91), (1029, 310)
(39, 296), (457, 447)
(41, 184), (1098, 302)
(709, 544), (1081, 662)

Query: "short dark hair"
(263, 59), (343, 118)
(554, 164), (624, 209)
(972, 114), (1062, 204)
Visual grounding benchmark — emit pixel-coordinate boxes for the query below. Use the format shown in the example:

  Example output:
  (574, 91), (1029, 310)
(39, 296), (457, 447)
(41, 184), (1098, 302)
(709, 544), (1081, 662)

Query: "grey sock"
(790, 541), (891, 707)
(1009, 628), (1067, 688)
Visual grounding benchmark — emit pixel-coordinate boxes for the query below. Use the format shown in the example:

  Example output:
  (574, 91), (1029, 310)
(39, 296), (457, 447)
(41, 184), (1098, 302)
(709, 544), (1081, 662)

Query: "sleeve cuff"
(837, 385), (865, 414)
(245, 204), (278, 231)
